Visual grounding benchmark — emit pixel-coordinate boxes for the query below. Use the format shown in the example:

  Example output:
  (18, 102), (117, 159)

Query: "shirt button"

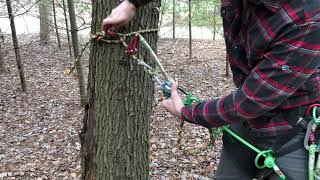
(281, 65), (290, 71)
(222, 10), (226, 16)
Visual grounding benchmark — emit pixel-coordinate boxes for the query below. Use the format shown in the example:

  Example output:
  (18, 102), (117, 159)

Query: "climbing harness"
(303, 104), (320, 180)
(91, 28), (320, 180)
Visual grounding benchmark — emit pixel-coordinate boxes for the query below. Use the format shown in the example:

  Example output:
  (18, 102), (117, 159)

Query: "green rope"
(314, 151), (320, 180)
(183, 93), (200, 106)
(309, 144), (316, 180)
(222, 126), (261, 153)
(312, 107), (320, 180)
(222, 126), (286, 179)
(313, 107), (320, 125)
(180, 95), (286, 179)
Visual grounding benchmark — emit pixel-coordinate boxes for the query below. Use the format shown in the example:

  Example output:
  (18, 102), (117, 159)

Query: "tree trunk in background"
(213, 6), (217, 41)
(0, 45), (4, 73)
(67, 0), (86, 105)
(226, 60), (230, 77)
(62, 0), (72, 57)
(188, 0), (192, 60)
(173, 0), (176, 39)
(0, 28), (5, 73)
(52, 0), (61, 49)
(80, 0), (160, 179)
(6, 0), (26, 92)
(158, 0), (166, 27)
(39, 0), (52, 45)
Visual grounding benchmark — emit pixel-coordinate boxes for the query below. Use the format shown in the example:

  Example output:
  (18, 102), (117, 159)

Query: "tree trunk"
(62, 0), (72, 57)
(67, 0), (86, 106)
(80, 0), (160, 179)
(188, 0), (192, 60)
(0, 28), (5, 73)
(213, 6), (217, 41)
(39, 0), (52, 45)
(52, 0), (61, 49)
(173, 0), (176, 39)
(0, 45), (4, 73)
(6, 0), (27, 92)
(226, 60), (230, 77)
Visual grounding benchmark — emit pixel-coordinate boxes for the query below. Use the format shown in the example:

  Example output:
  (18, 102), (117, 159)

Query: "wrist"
(125, 0), (138, 9)
(178, 107), (184, 119)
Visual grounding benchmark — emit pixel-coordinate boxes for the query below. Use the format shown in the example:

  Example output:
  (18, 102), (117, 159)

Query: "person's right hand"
(102, 0), (137, 31)
(162, 82), (185, 119)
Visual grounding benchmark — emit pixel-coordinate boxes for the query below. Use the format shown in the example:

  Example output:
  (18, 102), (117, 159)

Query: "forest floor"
(0, 34), (235, 179)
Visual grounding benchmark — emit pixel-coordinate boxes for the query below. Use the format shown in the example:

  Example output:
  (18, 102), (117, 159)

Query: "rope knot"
(125, 35), (139, 55)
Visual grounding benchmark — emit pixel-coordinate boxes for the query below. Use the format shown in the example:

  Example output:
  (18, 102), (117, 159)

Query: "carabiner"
(304, 120), (320, 152)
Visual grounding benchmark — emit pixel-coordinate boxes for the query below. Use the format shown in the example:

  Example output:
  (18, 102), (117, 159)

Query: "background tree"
(39, 0), (52, 44)
(0, 28), (4, 73)
(172, 0), (175, 39)
(188, 0), (192, 59)
(6, 0), (26, 92)
(52, 0), (61, 49)
(67, 0), (86, 105)
(80, 0), (161, 179)
(62, 0), (72, 57)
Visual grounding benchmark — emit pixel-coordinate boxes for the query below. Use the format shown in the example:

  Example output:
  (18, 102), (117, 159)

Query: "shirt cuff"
(127, 0), (143, 8)
(180, 106), (196, 123)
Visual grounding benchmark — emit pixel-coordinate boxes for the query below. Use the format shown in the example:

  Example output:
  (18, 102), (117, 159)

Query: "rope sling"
(86, 29), (320, 180)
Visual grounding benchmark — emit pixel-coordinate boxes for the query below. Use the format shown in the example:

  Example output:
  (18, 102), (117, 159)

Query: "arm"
(164, 22), (320, 128)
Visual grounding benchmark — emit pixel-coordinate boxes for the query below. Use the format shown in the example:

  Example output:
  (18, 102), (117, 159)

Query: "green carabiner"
(254, 150), (275, 169)
(313, 107), (320, 126)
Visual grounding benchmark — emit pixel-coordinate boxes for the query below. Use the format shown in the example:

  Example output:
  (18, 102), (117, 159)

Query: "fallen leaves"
(0, 35), (82, 179)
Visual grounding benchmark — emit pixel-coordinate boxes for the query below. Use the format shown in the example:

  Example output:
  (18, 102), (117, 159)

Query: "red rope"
(305, 104), (320, 116)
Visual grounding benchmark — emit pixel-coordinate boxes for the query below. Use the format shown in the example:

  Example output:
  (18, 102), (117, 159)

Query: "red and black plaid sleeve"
(181, 1), (320, 130)
(127, 0), (153, 7)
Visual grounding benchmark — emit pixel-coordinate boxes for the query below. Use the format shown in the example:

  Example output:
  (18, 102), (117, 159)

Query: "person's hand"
(162, 82), (185, 118)
(102, 0), (136, 31)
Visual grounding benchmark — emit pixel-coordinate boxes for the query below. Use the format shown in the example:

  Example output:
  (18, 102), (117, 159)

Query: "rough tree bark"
(6, 0), (26, 92)
(67, 0), (86, 106)
(52, 0), (61, 49)
(39, 0), (52, 44)
(0, 28), (5, 73)
(80, 0), (160, 179)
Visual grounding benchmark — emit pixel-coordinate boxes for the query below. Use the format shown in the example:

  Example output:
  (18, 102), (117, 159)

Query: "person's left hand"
(101, 0), (136, 31)
(162, 82), (185, 118)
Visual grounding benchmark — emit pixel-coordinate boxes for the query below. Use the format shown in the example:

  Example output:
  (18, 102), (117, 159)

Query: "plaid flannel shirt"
(131, 0), (320, 137)
(181, 0), (320, 137)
